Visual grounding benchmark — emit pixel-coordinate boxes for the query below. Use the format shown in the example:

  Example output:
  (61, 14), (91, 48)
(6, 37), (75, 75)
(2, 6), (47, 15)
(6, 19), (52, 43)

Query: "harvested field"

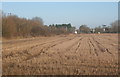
(2, 34), (118, 75)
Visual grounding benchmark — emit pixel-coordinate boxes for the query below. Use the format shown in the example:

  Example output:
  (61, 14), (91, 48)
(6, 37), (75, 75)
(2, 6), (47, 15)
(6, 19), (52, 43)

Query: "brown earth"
(2, 34), (118, 75)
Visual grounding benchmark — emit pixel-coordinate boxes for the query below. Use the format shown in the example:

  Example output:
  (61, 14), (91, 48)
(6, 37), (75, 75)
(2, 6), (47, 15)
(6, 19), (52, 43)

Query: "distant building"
(75, 30), (77, 34)
(98, 32), (100, 34)
(103, 28), (105, 32)
(92, 29), (95, 33)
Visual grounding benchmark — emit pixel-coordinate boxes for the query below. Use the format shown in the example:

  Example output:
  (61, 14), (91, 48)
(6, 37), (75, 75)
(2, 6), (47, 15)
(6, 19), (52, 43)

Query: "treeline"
(49, 23), (75, 34)
(2, 13), (75, 38)
(78, 20), (119, 33)
(1, 12), (119, 38)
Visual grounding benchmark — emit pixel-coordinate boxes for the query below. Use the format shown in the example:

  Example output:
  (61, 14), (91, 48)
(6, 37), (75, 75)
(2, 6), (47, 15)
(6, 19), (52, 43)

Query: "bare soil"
(2, 34), (118, 75)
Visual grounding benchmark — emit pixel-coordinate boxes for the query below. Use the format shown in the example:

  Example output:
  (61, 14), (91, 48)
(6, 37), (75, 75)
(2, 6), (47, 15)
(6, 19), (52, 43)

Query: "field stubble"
(2, 34), (118, 75)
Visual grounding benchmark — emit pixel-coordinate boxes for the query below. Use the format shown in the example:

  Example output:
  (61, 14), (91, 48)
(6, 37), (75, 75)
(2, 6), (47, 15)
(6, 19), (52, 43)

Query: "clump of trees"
(78, 25), (91, 33)
(78, 20), (119, 34)
(94, 21), (119, 33)
(110, 20), (119, 33)
(49, 23), (76, 34)
(2, 13), (76, 38)
(2, 14), (45, 38)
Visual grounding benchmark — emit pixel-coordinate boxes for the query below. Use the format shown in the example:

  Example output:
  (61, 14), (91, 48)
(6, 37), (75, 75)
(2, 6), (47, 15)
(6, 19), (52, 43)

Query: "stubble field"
(2, 34), (118, 75)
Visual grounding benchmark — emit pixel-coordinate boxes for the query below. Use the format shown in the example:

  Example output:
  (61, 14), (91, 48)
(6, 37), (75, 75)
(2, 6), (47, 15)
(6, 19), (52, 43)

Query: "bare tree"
(79, 25), (91, 33)
(111, 20), (118, 33)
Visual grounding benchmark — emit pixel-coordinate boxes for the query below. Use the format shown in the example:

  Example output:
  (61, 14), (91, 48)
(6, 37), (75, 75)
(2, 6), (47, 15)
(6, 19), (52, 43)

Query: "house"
(75, 30), (77, 34)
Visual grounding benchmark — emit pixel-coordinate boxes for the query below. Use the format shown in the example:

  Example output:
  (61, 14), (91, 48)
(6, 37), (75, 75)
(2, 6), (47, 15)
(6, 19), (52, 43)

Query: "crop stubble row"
(2, 34), (118, 75)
